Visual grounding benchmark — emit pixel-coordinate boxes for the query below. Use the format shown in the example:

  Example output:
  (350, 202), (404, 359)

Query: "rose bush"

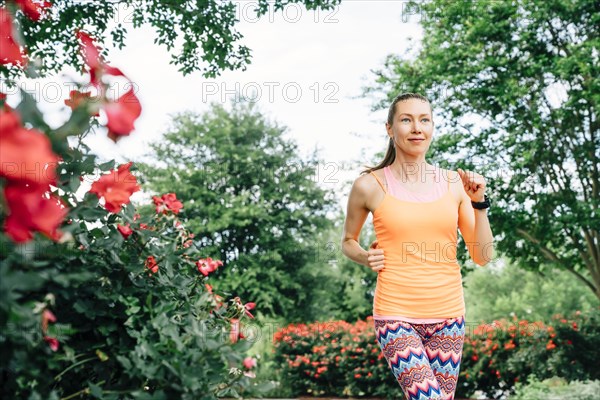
(458, 308), (600, 398)
(270, 308), (600, 399)
(0, 3), (268, 398)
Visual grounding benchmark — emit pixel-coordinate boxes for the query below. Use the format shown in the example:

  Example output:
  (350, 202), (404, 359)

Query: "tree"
(136, 100), (338, 322)
(362, 0), (599, 299)
(0, 0), (341, 79)
(464, 256), (598, 323)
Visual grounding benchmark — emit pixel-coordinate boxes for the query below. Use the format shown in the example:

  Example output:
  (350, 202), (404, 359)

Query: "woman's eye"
(421, 118), (430, 123)
(401, 118), (410, 123)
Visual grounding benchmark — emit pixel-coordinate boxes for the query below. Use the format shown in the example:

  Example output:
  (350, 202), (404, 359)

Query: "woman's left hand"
(457, 168), (487, 202)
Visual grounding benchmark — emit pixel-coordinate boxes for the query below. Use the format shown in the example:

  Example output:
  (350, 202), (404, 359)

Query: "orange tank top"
(369, 168), (466, 319)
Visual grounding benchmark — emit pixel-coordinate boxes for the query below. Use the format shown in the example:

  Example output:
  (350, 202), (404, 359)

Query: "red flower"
(104, 88), (142, 141)
(242, 357), (257, 369)
(0, 108), (59, 186)
(76, 31), (142, 142)
(153, 193), (183, 215)
(244, 301), (256, 319)
(64, 90), (100, 116)
(89, 162), (141, 213)
(117, 223), (133, 239)
(41, 309), (56, 334)
(3, 181), (68, 243)
(162, 193), (183, 214)
(145, 256), (158, 274)
(504, 340), (516, 350)
(43, 336), (59, 351)
(76, 31), (124, 85)
(196, 257), (223, 277)
(12, 0), (52, 21)
(0, 8), (26, 66)
(546, 340), (556, 350)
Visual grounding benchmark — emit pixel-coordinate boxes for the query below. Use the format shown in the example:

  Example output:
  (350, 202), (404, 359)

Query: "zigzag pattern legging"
(374, 316), (465, 400)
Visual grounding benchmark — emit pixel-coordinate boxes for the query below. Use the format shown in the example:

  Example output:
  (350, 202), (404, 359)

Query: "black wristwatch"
(471, 194), (491, 210)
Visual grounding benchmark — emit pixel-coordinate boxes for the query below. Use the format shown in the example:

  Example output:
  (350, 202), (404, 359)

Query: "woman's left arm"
(456, 169), (494, 266)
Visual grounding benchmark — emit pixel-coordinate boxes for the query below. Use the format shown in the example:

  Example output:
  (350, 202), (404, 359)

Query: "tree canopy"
(0, 0), (341, 79)
(137, 101), (338, 322)
(363, 0), (599, 299)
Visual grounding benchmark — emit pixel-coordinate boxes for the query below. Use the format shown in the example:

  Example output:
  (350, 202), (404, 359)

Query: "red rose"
(242, 357), (257, 369)
(64, 90), (100, 117)
(0, 108), (59, 186)
(43, 336), (59, 351)
(196, 257), (223, 276)
(145, 256), (158, 274)
(3, 181), (68, 243)
(41, 309), (56, 334)
(76, 31), (142, 142)
(153, 193), (183, 215)
(104, 88), (142, 142)
(161, 193), (183, 214)
(0, 8), (26, 66)
(89, 162), (141, 213)
(117, 223), (133, 239)
(76, 31), (124, 85)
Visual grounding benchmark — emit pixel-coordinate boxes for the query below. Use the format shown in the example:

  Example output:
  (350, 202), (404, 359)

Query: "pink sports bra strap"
(369, 171), (387, 194)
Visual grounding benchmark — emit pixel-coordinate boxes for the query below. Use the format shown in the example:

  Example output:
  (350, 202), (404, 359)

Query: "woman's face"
(386, 98), (434, 156)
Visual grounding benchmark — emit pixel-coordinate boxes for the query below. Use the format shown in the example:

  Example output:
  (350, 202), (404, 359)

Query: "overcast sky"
(7, 0), (427, 208)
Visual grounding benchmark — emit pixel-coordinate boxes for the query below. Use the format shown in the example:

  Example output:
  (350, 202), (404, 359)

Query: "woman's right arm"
(340, 176), (385, 271)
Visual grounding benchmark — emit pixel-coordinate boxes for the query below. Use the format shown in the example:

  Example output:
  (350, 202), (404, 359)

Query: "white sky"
(5, 0), (428, 208)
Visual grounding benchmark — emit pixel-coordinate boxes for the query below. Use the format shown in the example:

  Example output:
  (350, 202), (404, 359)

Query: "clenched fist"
(367, 240), (385, 272)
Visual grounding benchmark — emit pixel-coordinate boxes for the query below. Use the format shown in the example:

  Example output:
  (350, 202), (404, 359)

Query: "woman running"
(341, 92), (494, 399)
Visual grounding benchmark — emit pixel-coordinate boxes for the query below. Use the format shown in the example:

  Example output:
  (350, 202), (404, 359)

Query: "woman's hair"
(361, 92), (432, 175)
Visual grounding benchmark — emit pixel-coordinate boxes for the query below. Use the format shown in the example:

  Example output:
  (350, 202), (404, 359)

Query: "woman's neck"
(389, 159), (434, 184)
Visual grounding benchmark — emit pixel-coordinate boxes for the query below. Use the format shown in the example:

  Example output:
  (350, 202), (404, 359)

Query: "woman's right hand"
(367, 240), (385, 272)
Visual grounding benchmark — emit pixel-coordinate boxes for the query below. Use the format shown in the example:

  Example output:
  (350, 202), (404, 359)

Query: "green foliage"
(362, 0), (600, 299)
(464, 257), (598, 323)
(137, 101), (337, 323)
(0, 0), (342, 79)
(458, 309), (600, 399)
(265, 309), (600, 399)
(510, 377), (600, 400)
(0, 77), (262, 400)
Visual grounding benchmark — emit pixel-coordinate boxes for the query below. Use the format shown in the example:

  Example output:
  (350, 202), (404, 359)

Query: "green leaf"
(16, 88), (49, 131)
(116, 355), (132, 370)
(88, 383), (103, 398)
(98, 160), (116, 172)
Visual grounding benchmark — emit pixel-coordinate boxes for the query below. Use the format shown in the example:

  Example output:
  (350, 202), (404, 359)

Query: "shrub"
(272, 317), (401, 398)
(458, 308), (600, 398)
(510, 376), (600, 400)
(270, 308), (600, 399)
(0, 6), (266, 398)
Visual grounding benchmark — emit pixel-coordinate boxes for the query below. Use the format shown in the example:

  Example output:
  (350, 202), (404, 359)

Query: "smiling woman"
(340, 92), (494, 399)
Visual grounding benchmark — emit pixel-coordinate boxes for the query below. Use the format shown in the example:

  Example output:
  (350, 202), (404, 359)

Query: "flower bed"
(271, 308), (600, 399)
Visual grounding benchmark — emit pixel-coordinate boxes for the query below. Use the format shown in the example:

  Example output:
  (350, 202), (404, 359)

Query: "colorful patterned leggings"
(374, 316), (466, 400)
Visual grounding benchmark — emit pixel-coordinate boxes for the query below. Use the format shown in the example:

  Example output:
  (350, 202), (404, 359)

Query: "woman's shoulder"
(354, 169), (384, 192)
